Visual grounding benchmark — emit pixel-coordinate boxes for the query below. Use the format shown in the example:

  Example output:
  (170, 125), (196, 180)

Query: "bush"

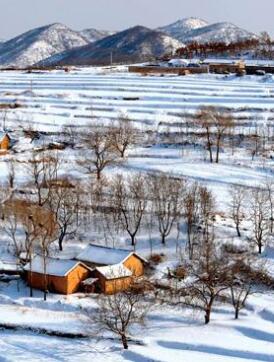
(149, 253), (165, 265)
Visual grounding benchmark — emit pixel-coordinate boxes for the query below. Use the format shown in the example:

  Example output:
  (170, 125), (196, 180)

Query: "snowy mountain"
(183, 22), (257, 44)
(158, 18), (257, 44)
(0, 23), (89, 68)
(40, 26), (184, 66)
(158, 17), (209, 41)
(80, 28), (115, 43)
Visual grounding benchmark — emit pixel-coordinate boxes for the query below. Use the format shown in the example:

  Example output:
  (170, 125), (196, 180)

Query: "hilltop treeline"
(176, 32), (274, 59)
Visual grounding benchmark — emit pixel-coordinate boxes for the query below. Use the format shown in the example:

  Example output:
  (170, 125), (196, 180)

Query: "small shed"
(24, 256), (91, 295)
(91, 264), (133, 294)
(0, 132), (11, 151)
(77, 244), (147, 277)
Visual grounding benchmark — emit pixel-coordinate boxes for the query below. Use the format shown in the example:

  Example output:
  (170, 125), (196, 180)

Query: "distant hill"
(0, 23), (89, 68)
(40, 25), (184, 66)
(0, 19), (259, 68)
(158, 17), (209, 42)
(158, 18), (257, 44)
(80, 28), (115, 43)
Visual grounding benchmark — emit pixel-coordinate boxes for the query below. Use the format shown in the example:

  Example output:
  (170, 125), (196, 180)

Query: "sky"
(0, 0), (273, 40)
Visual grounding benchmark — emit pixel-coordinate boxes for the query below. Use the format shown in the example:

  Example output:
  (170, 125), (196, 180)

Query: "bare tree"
(197, 106), (234, 163)
(264, 178), (274, 234)
(230, 278), (251, 320)
(1, 199), (23, 258)
(111, 174), (146, 247)
(229, 185), (247, 237)
(184, 182), (201, 259)
(79, 124), (119, 180)
(187, 236), (232, 324)
(199, 186), (215, 240)
(49, 185), (80, 251)
(27, 149), (60, 206)
(110, 113), (138, 158)
(249, 187), (269, 254)
(148, 174), (184, 245)
(36, 207), (58, 301)
(94, 287), (148, 349)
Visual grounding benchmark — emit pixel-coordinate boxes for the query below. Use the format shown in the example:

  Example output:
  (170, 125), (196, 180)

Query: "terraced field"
(1, 68), (274, 133)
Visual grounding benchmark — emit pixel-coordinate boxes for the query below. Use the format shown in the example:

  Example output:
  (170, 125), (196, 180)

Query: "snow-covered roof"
(82, 277), (98, 285)
(24, 256), (89, 277)
(168, 58), (189, 66)
(0, 259), (21, 272)
(0, 131), (9, 141)
(95, 264), (132, 280)
(77, 244), (147, 265)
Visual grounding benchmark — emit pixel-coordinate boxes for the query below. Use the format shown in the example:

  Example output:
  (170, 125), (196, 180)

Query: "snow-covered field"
(0, 66), (274, 361)
(1, 281), (274, 361)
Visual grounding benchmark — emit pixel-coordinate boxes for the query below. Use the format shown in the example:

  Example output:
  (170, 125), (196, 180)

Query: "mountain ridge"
(40, 25), (184, 66)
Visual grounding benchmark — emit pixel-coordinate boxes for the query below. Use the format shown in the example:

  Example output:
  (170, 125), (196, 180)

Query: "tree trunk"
(29, 271), (33, 298)
(121, 334), (128, 349)
(58, 234), (64, 251)
(205, 308), (211, 324)
(161, 233), (166, 245)
(258, 243), (262, 254)
(206, 132), (213, 163)
(59, 240), (63, 252)
(131, 234), (135, 247)
(236, 224), (241, 237)
(216, 136), (221, 163)
(205, 299), (213, 324)
(235, 308), (239, 320)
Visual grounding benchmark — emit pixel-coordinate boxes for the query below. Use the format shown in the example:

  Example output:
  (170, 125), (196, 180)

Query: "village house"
(76, 244), (147, 277)
(24, 256), (91, 295)
(0, 132), (11, 151)
(85, 264), (133, 294)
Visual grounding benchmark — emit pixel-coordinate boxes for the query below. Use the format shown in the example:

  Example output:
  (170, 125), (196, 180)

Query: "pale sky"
(0, 0), (273, 40)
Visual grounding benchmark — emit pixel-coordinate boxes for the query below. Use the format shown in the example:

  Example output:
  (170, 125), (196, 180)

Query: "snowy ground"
(1, 280), (274, 361)
(0, 66), (274, 361)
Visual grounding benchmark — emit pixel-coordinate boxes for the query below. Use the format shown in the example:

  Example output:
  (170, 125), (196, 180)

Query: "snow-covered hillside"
(183, 22), (257, 44)
(80, 28), (115, 42)
(0, 23), (89, 68)
(159, 18), (257, 44)
(40, 26), (184, 66)
(158, 17), (209, 41)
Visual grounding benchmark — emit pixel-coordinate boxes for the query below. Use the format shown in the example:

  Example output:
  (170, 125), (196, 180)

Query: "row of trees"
(176, 38), (260, 59)
(175, 32), (274, 59)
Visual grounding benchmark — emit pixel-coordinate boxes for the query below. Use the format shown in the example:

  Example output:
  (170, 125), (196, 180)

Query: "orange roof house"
(0, 132), (11, 151)
(77, 244), (147, 277)
(90, 264), (133, 294)
(24, 256), (91, 295)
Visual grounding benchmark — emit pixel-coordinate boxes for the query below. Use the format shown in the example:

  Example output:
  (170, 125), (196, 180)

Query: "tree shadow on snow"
(123, 350), (163, 362)
(259, 308), (274, 323)
(235, 326), (274, 343)
(157, 341), (274, 362)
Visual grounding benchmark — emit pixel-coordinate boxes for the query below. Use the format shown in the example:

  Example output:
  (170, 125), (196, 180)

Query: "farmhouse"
(90, 264), (133, 294)
(77, 244), (147, 277)
(24, 256), (91, 295)
(0, 132), (11, 150)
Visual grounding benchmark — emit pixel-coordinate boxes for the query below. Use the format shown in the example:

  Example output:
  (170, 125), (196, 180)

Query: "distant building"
(77, 244), (147, 277)
(24, 256), (91, 295)
(168, 58), (189, 67)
